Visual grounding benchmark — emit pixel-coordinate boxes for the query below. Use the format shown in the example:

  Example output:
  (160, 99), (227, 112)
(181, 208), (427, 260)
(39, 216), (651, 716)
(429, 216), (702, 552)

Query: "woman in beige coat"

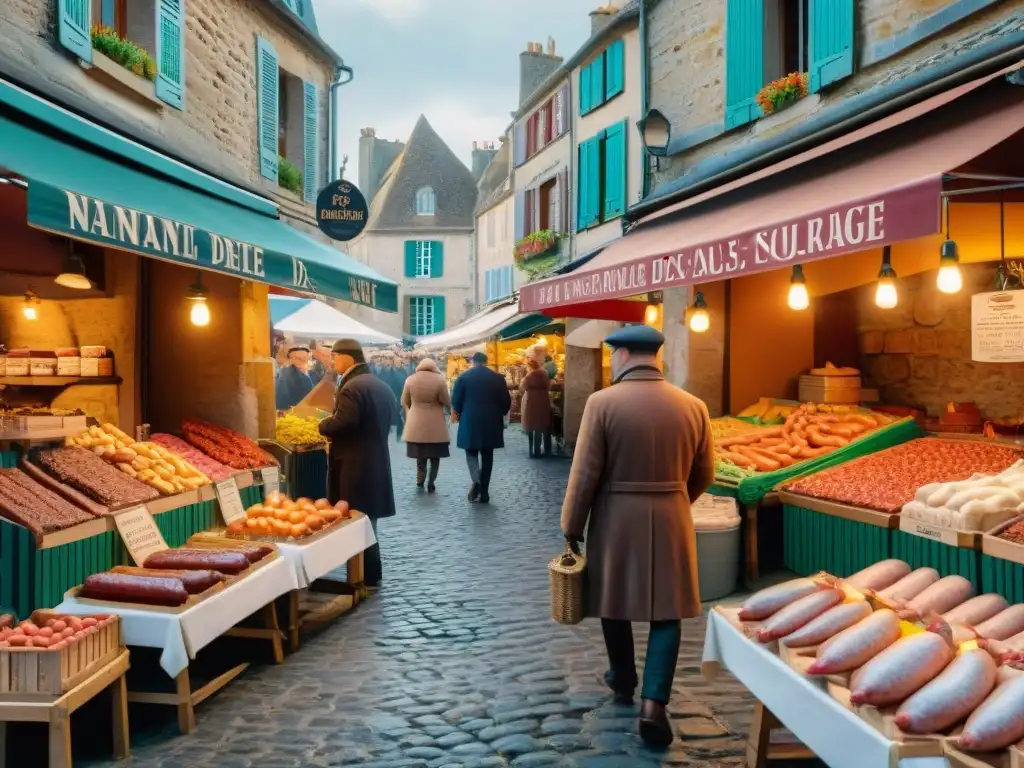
(401, 357), (451, 492)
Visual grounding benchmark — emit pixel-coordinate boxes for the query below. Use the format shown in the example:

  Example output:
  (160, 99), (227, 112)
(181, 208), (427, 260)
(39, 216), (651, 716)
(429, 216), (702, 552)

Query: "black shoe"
(427, 483), (436, 494)
(638, 699), (673, 747)
(468, 483), (480, 502)
(479, 491), (490, 504)
(416, 482), (425, 490)
(604, 670), (636, 705)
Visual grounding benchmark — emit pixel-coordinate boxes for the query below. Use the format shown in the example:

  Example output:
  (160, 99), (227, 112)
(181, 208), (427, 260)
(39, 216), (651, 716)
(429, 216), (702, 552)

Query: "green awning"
(499, 314), (557, 341)
(0, 111), (397, 312)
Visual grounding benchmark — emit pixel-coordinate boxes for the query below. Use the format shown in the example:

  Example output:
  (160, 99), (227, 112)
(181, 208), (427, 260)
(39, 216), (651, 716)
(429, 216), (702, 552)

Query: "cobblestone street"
(84, 434), (767, 767)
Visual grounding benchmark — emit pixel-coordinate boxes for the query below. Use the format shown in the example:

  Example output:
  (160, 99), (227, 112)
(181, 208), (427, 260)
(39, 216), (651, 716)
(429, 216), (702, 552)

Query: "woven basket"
(549, 544), (587, 625)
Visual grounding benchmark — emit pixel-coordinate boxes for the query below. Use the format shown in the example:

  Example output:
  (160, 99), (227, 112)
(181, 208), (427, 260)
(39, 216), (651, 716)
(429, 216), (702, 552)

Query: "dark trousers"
(528, 430), (552, 456)
(416, 458), (440, 485)
(364, 516), (381, 586)
(601, 618), (682, 704)
(465, 449), (494, 492)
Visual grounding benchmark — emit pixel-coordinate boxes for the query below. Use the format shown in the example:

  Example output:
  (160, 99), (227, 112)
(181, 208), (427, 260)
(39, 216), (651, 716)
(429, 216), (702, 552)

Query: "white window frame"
(416, 186), (436, 216)
(409, 296), (435, 336)
(414, 240), (433, 278)
(554, 89), (565, 136)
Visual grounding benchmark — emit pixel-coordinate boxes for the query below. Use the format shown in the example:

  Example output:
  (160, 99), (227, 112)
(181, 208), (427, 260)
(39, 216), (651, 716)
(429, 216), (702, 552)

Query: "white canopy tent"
(414, 300), (521, 352)
(273, 296), (400, 346)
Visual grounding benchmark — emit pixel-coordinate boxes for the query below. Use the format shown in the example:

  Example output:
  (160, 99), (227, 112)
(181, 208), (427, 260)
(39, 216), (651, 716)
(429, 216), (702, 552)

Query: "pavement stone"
(70, 431), (822, 767)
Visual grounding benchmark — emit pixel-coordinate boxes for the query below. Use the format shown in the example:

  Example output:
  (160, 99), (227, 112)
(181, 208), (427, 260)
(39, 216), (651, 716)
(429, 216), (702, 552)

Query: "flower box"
(756, 72), (809, 116)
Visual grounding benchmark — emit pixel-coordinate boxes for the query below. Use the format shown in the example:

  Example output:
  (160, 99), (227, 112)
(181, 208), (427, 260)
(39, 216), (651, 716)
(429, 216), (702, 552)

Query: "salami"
(80, 573), (189, 606)
(110, 566), (225, 594)
(143, 549), (250, 575)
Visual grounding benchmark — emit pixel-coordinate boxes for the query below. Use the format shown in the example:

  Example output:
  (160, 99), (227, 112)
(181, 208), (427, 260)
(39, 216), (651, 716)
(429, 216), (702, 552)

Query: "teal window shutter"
(724, 0), (764, 129)
(602, 121), (627, 221)
(589, 53), (606, 111)
(302, 81), (319, 202)
(579, 66), (592, 115)
(404, 241), (417, 278)
(484, 270), (494, 302)
(430, 241), (444, 277)
(59, 0), (92, 63)
(576, 141), (590, 231)
(256, 36), (280, 181)
(585, 136), (603, 228)
(605, 40), (625, 101)
(809, 0), (855, 93)
(155, 0), (185, 110)
(432, 296), (446, 333)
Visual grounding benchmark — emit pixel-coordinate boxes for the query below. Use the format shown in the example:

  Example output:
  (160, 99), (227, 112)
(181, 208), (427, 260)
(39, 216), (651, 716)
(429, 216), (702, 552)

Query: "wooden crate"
(798, 374), (861, 404)
(0, 612), (121, 697)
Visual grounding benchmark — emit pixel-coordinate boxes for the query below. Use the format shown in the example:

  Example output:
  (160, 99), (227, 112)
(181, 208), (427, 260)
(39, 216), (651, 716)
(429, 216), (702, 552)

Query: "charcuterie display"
(109, 566), (226, 595)
(143, 548), (253, 575)
(149, 433), (234, 481)
(0, 612), (116, 649)
(181, 418), (278, 471)
(225, 491), (352, 540)
(900, 459), (1024, 531)
(80, 572), (190, 607)
(34, 446), (159, 509)
(0, 467), (95, 536)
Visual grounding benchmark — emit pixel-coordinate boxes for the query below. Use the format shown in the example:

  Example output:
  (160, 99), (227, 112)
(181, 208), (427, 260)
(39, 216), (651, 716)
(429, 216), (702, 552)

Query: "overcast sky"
(314, 0), (604, 182)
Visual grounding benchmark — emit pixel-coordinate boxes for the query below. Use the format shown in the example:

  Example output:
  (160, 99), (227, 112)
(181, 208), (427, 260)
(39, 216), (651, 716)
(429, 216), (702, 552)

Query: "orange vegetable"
(733, 445), (781, 472)
(718, 428), (783, 448)
(807, 426), (849, 448)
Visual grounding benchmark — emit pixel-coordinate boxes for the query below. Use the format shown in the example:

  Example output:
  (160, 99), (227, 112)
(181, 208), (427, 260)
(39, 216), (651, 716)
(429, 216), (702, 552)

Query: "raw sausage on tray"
(782, 600), (872, 648)
(903, 575), (974, 620)
(894, 649), (997, 734)
(808, 609), (902, 676)
(143, 549), (250, 575)
(975, 605), (1024, 642)
(80, 572), (189, 607)
(845, 560), (910, 592)
(878, 568), (940, 601)
(756, 589), (844, 643)
(849, 631), (955, 707)
(941, 594), (1009, 628)
(959, 676), (1024, 752)
(738, 578), (826, 621)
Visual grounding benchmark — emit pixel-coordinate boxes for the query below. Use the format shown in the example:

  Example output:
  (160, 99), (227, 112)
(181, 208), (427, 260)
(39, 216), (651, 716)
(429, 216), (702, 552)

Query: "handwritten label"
(114, 506), (168, 566)
(261, 466), (280, 496)
(912, 523), (944, 542)
(972, 291), (1024, 363)
(692, 495), (738, 516)
(215, 477), (246, 525)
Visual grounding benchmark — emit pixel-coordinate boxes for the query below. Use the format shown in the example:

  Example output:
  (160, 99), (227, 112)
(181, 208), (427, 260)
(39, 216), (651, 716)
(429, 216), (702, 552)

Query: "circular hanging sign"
(315, 180), (369, 242)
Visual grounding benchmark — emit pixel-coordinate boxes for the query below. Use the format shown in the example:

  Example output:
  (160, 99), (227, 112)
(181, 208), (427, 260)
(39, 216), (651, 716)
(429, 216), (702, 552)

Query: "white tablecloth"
(56, 556), (298, 677)
(702, 608), (949, 768)
(276, 514), (376, 588)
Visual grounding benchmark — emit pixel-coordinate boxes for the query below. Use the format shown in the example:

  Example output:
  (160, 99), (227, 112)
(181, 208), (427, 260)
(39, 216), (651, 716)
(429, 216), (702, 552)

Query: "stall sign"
(215, 477), (246, 525)
(519, 178), (941, 311)
(972, 291), (1024, 363)
(316, 180), (369, 242)
(260, 466), (281, 496)
(115, 506), (168, 566)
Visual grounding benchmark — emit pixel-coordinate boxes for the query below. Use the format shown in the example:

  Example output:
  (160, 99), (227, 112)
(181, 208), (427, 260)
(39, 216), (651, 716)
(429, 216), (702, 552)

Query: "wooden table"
(284, 550), (365, 652)
(0, 650), (130, 768)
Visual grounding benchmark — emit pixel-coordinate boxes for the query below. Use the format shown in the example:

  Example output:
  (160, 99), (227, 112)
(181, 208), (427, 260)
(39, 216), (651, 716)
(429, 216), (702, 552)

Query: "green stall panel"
(981, 555), (1024, 604)
(783, 504), (891, 578)
(707, 484), (739, 499)
(290, 449), (328, 501)
(891, 530), (980, 585)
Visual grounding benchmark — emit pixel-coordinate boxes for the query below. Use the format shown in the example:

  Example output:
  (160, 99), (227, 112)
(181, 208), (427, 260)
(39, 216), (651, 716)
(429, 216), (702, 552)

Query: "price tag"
(692, 495), (738, 516)
(261, 466), (280, 496)
(114, 506), (168, 566)
(215, 477), (246, 525)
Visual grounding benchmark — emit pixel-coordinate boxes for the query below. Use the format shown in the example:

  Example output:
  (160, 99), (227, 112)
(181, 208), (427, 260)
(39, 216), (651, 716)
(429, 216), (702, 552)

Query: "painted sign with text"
(316, 180), (369, 242)
(519, 178), (941, 311)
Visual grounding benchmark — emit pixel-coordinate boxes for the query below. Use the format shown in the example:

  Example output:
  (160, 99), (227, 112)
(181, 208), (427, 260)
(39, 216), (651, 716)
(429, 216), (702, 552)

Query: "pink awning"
(520, 67), (1024, 313)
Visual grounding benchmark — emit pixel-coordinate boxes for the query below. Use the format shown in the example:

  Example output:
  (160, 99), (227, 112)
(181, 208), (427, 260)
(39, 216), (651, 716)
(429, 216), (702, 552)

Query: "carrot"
(719, 451), (755, 469)
(807, 426), (849, 448)
(753, 437), (787, 448)
(733, 445), (781, 472)
(848, 414), (878, 428)
(797, 445), (833, 459)
(718, 427), (782, 447)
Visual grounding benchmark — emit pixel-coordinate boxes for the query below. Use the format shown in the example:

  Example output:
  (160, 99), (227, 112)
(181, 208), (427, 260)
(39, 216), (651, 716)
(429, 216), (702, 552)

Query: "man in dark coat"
(318, 338), (398, 587)
(275, 346), (315, 411)
(451, 352), (511, 504)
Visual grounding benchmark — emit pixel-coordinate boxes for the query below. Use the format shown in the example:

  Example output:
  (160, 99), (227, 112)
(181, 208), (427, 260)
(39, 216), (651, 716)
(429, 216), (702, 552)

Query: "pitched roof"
(366, 115), (478, 231)
(474, 140), (512, 216)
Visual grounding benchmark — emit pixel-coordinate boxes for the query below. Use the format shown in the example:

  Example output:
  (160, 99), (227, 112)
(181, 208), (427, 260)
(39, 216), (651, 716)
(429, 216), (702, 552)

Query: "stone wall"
(856, 262), (1024, 420)
(563, 318), (602, 447)
(662, 284), (726, 416)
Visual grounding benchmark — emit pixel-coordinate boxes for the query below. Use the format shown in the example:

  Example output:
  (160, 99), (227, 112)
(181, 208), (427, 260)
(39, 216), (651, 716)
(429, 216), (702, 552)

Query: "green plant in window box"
(90, 25), (157, 82)
(755, 72), (809, 116)
(278, 156), (304, 195)
(513, 230), (561, 263)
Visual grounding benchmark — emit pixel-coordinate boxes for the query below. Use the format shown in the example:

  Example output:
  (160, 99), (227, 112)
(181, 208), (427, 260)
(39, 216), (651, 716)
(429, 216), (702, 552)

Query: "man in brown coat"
(561, 324), (715, 746)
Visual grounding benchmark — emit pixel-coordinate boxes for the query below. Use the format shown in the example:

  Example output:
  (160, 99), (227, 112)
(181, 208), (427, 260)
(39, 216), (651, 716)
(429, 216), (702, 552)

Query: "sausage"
(19, 459), (111, 517)
(110, 566), (225, 595)
(942, 594), (1009, 628)
(738, 578), (826, 621)
(845, 560), (911, 592)
(719, 450), (755, 469)
(80, 573), (189, 607)
(894, 649), (997, 734)
(143, 549), (250, 575)
(221, 543), (273, 563)
(782, 600), (872, 648)
(959, 677), (1024, 752)
(1002, 630), (1024, 650)
(808, 609), (902, 676)
(879, 568), (940, 601)
(756, 589), (844, 643)
(905, 576), (975, 620)
(975, 605), (1024, 641)
(849, 632), (955, 707)
(732, 446), (781, 472)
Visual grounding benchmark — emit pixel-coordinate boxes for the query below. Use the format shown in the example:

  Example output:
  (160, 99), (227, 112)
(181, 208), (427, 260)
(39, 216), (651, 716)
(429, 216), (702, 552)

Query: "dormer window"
(416, 186), (436, 215)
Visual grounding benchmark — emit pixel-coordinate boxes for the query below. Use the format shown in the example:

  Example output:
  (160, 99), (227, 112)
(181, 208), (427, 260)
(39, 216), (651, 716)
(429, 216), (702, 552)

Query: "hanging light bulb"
(644, 303), (659, 325)
(937, 240), (962, 294)
(875, 246), (898, 309)
(22, 289), (39, 321)
(186, 272), (210, 327)
(787, 265), (809, 310)
(688, 291), (709, 333)
(54, 249), (92, 290)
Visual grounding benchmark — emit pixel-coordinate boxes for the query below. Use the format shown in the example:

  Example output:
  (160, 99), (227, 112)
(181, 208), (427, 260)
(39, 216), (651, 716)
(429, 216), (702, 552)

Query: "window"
(538, 177), (558, 232)
(409, 296), (445, 336)
(579, 39), (624, 116)
(577, 121), (627, 231)
(415, 241), (432, 278)
(484, 267), (515, 303)
(514, 84), (569, 166)
(92, 0), (126, 35)
(416, 186), (436, 216)
(404, 241), (444, 278)
(766, 0), (809, 82)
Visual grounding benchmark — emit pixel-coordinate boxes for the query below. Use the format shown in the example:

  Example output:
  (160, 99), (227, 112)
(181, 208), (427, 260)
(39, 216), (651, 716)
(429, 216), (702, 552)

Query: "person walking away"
(275, 346), (315, 410)
(543, 355), (558, 380)
(401, 357), (450, 492)
(451, 352), (510, 504)
(520, 358), (552, 457)
(318, 338), (398, 588)
(560, 325), (715, 746)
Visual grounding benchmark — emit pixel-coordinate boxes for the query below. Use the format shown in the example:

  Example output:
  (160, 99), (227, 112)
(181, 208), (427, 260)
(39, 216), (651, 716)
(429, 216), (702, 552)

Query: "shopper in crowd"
(400, 357), (451, 493)
(451, 352), (510, 504)
(520, 358), (552, 458)
(543, 355), (558, 380)
(318, 338), (398, 588)
(560, 325), (714, 747)
(309, 343), (333, 385)
(271, 339), (289, 378)
(275, 346), (315, 411)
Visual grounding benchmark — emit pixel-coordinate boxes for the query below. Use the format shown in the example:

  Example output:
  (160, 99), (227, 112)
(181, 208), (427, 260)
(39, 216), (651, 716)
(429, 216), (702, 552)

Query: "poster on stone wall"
(972, 291), (1024, 363)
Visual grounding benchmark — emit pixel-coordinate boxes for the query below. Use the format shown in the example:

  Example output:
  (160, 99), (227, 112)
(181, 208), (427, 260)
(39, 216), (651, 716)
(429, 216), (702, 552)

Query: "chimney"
(589, 4), (619, 36)
(519, 38), (563, 108)
(471, 140), (499, 182)
(359, 128), (405, 205)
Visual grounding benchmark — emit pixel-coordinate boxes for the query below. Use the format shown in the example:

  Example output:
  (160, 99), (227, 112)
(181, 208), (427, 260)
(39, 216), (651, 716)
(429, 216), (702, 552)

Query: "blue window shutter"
(605, 40), (625, 100)
(59, 0), (92, 63)
(724, 0), (764, 129)
(100, 0), (115, 28)
(579, 66), (592, 115)
(432, 296), (446, 333)
(302, 81), (319, 201)
(485, 270), (494, 302)
(256, 36), (280, 181)
(404, 241), (417, 278)
(431, 241), (444, 277)
(503, 266), (514, 298)
(602, 122), (627, 221)
(809, 0), (855, 93)
(155, 0), (185, 109)
(583, 136), (603, 228)
(589, 53), (606, 111)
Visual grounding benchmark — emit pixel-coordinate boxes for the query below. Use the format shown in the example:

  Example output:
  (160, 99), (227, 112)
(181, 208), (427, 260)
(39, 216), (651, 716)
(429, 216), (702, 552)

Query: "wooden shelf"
(0, 376), (121, 387)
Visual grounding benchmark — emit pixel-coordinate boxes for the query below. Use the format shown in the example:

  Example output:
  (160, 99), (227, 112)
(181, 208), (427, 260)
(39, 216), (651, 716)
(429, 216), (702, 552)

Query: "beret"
(604, 324), (665, 354)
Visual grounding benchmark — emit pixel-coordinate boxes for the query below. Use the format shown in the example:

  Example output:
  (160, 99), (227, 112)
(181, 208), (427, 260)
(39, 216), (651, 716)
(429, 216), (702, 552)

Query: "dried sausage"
(80, 573), (189, 606)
